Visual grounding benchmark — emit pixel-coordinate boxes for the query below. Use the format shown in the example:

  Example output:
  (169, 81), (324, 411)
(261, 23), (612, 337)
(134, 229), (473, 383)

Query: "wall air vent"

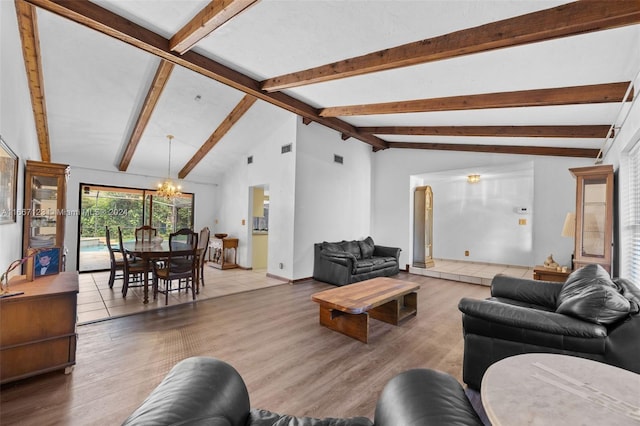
(334, 154), (344, 164)
(247, 156), (253, 164)
(281, 143), (293, 154)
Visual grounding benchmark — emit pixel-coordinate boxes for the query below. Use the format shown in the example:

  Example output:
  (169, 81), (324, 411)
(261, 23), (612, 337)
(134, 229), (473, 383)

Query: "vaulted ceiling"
(13, 0), (640, 183)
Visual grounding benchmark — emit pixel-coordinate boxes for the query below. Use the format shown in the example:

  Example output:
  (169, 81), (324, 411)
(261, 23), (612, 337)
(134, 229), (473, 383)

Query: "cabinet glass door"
(29, 175), (59, 248)
(580, 178), (607, 258)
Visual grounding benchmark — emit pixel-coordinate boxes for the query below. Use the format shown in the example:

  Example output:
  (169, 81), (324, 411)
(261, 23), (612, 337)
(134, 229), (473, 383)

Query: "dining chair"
(135, 225), (157, 243)
(197, 227), (210, 289)
(152, 229), (198, 305)
(167, 228), (198, 271)
(105, 226), (124, 289)
(118, 227), (148, 297)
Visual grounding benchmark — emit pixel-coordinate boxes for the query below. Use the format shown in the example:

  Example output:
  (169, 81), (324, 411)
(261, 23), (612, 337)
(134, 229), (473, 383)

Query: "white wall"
(0, 0), (41, 275)
(419, 162), (534, 266)
(292, 120), (373, 280)
(64, 167), (218, 270)
(372, 149), (593, 269)
(216, 109), (297, 274)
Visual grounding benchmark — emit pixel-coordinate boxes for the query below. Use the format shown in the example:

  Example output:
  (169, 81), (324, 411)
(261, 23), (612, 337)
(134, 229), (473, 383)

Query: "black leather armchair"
(459, 266), (640, 390)
(123, 357), (483, 426)
(313, 237), (401, 286)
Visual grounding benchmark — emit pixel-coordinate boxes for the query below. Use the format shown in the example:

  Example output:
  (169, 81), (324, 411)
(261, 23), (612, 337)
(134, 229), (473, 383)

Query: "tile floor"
(410, 258), (534, 286)
(77, 265), (287, 324)
(77, 259), (534, 325)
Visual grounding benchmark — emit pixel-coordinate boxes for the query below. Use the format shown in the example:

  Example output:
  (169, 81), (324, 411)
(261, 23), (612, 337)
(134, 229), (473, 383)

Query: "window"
(78, 184), (194, 271)
(622, 141), (640, 282)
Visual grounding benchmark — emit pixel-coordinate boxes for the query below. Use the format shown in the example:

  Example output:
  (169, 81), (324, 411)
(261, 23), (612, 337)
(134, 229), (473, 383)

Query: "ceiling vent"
(247, 156), (253, 164)
(334, 154), (344, 164)
(281, 143), (292, 154)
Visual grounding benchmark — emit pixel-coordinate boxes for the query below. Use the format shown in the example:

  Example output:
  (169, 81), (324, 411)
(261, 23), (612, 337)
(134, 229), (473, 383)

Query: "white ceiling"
(22, 0), (640, 183)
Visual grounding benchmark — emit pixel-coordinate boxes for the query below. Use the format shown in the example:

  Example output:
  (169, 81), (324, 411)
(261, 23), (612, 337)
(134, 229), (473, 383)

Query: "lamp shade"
(561, 212), (576, 238)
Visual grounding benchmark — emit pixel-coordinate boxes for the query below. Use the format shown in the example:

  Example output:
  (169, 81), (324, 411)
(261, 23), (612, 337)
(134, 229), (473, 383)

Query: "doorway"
(251, 185), (269, 270)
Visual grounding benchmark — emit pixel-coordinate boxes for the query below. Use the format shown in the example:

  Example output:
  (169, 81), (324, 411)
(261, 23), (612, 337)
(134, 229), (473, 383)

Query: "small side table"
(209, 237), (239, 270)
(533, 265), (572, 282)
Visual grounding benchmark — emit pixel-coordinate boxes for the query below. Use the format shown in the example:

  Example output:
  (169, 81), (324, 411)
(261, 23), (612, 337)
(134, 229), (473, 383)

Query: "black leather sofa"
(313, 237), (401, 286)
(123, 357), (484, 426)
(459, 264), (640, 390)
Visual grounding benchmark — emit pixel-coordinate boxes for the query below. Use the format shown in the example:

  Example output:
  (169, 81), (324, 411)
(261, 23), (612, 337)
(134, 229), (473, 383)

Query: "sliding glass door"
(78, 184), (194, 272)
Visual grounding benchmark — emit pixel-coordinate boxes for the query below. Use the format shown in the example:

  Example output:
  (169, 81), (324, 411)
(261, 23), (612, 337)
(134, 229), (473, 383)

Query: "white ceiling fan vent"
(334, 154), (344, 164)
(247, 156), (253, 164)
(281, 143), (293, 154)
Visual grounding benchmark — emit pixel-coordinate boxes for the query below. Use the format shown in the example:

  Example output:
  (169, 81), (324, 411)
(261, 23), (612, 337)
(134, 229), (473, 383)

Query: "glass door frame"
(76, 183), (194, 272)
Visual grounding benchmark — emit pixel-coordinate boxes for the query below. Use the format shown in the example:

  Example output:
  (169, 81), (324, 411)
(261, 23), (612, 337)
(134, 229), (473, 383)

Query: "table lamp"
(561, 212), (576, 269)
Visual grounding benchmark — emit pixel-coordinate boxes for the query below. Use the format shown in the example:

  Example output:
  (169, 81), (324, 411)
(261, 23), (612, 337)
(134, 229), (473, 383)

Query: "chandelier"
(156, 135), (182, 199)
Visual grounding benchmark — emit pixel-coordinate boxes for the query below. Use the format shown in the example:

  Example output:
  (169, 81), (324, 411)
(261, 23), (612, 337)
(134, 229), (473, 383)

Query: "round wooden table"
(481, 353), (640, 425)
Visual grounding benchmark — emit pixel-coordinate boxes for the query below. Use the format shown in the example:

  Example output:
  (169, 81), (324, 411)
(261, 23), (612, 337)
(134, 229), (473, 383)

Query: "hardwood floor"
(0, 273), (490, 425)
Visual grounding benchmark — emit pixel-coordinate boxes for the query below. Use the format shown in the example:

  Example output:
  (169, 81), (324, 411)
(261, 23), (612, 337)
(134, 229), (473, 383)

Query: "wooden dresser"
(0, 272), (78, 384)
(532, 265), (572, 283)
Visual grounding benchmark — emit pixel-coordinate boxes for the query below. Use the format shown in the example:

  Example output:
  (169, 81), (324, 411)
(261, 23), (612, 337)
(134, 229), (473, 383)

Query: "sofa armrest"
(459, 298), (607, 338)
(373, 245), (401, 260)
(375, 369), (483, 426)
(122, 357), (250, 426)
(491, 274), (562, 310)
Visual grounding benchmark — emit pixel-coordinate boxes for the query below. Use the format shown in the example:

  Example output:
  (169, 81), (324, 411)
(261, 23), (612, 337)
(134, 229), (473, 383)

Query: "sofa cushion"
(340, 240), (362, 260)
(359, 236), (375, 259)
(556, 264), (632, 325)
(322, 242), (344, 253)
(354, 258), (397, 274)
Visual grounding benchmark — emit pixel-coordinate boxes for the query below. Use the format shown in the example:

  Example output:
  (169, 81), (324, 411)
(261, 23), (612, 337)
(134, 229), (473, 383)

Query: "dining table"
(122, 241), (202, 304)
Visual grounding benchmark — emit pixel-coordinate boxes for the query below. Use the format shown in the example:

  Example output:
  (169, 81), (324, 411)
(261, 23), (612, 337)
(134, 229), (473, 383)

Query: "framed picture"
(32, 247), (61, 278)
(0, 136), (18, 224)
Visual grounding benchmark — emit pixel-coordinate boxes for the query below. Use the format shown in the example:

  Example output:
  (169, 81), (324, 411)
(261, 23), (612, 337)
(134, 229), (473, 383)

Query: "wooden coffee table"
(311, 277), (420, 343)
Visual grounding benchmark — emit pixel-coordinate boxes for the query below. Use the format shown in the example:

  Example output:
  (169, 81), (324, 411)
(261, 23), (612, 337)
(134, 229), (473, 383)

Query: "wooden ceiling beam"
(118, 60), (174, 171)
(179, 94), (256, 178)
(170, 0), (259, 54)
(358, 125), (612, 138)
(24, 0), (388, 151)
(387, 142), (600, 158)
(15, 0), (51, 162)
(320, 82), (633, 117)
(262, 1), (640, 91)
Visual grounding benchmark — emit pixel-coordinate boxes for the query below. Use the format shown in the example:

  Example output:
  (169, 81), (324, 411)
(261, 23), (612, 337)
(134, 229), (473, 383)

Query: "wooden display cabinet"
(22, 160), (69, 259)
(0, 272), (78, 384)
(569, 165), (614, 274)
(209, 237), (239, 269)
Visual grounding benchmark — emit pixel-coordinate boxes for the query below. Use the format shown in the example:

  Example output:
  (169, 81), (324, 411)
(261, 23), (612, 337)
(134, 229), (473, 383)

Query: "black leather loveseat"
(459, 264), (640, 390)
(123, 356), (484, 426)
(313, 237), (401, 286)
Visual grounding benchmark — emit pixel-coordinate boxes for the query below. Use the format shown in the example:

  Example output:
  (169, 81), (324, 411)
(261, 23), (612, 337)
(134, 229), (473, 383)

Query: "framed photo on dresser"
(31, 247), (61, 278)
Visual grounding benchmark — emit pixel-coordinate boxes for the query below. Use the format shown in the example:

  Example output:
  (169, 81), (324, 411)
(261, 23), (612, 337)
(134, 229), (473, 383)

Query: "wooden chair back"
(135, 226), (157, 243)
(198, 227), (210, 259)
(170, 228), (197, 248)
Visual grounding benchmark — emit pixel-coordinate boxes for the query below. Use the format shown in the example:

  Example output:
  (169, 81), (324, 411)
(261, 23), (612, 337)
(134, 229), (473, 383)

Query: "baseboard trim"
(266, 272), (291, 283)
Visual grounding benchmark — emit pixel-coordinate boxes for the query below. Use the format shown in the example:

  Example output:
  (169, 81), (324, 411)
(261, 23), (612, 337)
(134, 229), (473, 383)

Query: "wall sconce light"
(467, 174), (480, 183)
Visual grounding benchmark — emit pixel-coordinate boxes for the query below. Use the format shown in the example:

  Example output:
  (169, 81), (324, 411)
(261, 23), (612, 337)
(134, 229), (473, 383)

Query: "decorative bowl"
(214, 233), (228, 239)
(151, 236), (163, 244)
